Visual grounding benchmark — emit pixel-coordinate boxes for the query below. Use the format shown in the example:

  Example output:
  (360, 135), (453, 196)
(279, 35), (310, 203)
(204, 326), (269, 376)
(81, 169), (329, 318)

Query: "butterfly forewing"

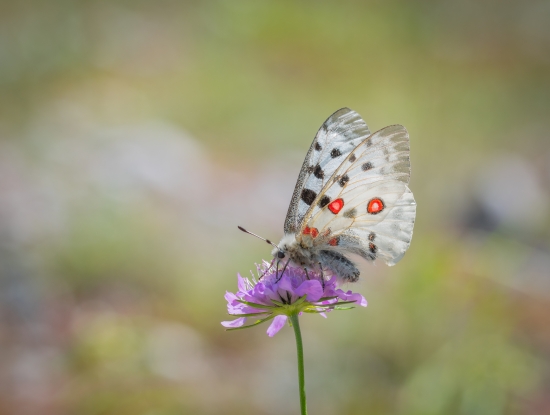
(283, 108), (371, 234)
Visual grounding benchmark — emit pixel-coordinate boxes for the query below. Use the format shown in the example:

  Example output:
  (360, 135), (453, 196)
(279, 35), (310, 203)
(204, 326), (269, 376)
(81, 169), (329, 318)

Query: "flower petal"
(237, 274), (247, 292)
(228, 304), (264, 314)
(221, 317), (246, 328)
(224, 291), (239, 304)
(250, 283), (269, 304)
(266, 315), (287, 337)
(296, 280), (323, 302)
(325, 275), (338, 287)
(277, 275), (294, 292)
(276, 276), (302, 303)
(337, 289), (368, 307)
(263, 286), (280, 304)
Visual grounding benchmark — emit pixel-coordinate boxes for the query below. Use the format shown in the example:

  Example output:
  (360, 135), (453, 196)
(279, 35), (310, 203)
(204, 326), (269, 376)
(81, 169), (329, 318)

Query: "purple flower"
(222, 261), (367, 336)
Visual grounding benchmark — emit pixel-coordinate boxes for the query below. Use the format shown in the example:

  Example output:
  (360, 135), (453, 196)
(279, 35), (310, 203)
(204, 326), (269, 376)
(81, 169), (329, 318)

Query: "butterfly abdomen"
(319, 250), (360, 283)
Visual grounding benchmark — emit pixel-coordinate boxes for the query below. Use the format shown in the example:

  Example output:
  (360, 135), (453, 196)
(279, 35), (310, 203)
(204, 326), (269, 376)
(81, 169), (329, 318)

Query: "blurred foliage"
(0, 1), (549, 414)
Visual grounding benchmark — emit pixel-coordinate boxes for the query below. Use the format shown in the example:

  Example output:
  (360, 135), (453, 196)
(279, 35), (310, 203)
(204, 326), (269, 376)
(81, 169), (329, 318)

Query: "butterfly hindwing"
(339, 187), (415, 265)
(283, 108), (371, 234)
(298, 124), (416, 266)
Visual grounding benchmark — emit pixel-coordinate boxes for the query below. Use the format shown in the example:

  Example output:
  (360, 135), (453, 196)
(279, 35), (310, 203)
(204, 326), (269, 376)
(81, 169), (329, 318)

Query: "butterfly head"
(270, 237), (288, 260)
(271, 233), (319, 269)
(271, 233), (297, 261)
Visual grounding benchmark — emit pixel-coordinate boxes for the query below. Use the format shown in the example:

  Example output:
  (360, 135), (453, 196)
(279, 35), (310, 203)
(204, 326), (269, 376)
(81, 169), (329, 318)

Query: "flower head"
(222, 261), (367, 336)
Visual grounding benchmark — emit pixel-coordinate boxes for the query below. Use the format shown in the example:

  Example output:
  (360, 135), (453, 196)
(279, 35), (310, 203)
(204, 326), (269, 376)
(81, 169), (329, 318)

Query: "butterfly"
(242, 108), (416, 282)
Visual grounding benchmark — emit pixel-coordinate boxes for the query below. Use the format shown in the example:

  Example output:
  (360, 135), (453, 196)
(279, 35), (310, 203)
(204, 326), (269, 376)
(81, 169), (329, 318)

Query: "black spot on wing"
(368, 232), (376, 241)
(349, 153), (356, 163)
(315, 141), (322, 151)
(330, 148), (341, 158)
(362, 162), (373, 171)
(301, 189), (317, 206)
(313, 164), (324, 179)
(343, 208), (357, 218)
(338, 174), (349, 187)
(369, 243), (378, 255)
(318, 195), (331, 208)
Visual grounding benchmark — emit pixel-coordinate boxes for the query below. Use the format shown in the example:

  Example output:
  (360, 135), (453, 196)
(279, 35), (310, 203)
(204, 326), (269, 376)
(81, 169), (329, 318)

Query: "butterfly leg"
(304, 268), (310, 280)
(318, 262), (325, 290)
(275, 258), (291, 283)
(275, 259), (281, 280)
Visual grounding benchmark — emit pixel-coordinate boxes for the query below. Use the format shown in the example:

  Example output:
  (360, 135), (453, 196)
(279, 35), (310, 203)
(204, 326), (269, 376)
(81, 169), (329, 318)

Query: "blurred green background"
(1, 1), (549, 414)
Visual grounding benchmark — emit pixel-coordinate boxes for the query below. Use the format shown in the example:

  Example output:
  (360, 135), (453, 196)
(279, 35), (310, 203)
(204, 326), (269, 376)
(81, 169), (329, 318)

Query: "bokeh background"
(1, 1), (549, 414)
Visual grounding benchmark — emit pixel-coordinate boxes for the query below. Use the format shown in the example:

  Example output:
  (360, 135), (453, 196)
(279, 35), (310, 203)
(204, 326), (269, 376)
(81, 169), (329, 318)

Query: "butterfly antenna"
(237, 226), (281, 251)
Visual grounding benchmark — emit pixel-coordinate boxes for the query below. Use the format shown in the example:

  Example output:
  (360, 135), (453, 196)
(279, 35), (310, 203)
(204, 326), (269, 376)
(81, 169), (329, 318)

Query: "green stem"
(290, 313), (308, 415)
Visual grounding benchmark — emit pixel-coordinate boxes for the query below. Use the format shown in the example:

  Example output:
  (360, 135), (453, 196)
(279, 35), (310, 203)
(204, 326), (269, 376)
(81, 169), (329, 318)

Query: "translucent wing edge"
(381, 187), (416, 266)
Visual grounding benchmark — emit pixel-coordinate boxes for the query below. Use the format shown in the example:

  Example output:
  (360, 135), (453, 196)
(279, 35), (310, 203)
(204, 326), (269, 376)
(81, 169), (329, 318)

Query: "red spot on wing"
(328, 198), (344, 214)
(302, 226), (319, 238)
(328, 236), (340, 246)
(367, 198), (385, 214)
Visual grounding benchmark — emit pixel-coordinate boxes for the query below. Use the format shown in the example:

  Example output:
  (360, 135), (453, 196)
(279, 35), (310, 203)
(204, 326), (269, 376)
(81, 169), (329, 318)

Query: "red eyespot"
(367, 198), (384, 214)
(328, 237), (340, 246)
(328, 198), (344, 214)
(302, 226), (319, 237)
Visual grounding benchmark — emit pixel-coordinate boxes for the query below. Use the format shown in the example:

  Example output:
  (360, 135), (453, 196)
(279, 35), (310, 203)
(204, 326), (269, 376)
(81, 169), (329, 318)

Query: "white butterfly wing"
(299, 124), (416, 266)
(284, 108), (371, 234)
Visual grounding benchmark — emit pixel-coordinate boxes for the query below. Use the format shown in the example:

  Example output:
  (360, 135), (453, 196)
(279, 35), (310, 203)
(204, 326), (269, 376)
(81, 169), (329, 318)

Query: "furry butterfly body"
(272, 108), (416, 282)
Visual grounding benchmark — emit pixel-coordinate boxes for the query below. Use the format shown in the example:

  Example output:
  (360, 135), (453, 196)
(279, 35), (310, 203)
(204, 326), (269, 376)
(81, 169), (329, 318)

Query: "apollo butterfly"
(241, 108), (416, 282)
